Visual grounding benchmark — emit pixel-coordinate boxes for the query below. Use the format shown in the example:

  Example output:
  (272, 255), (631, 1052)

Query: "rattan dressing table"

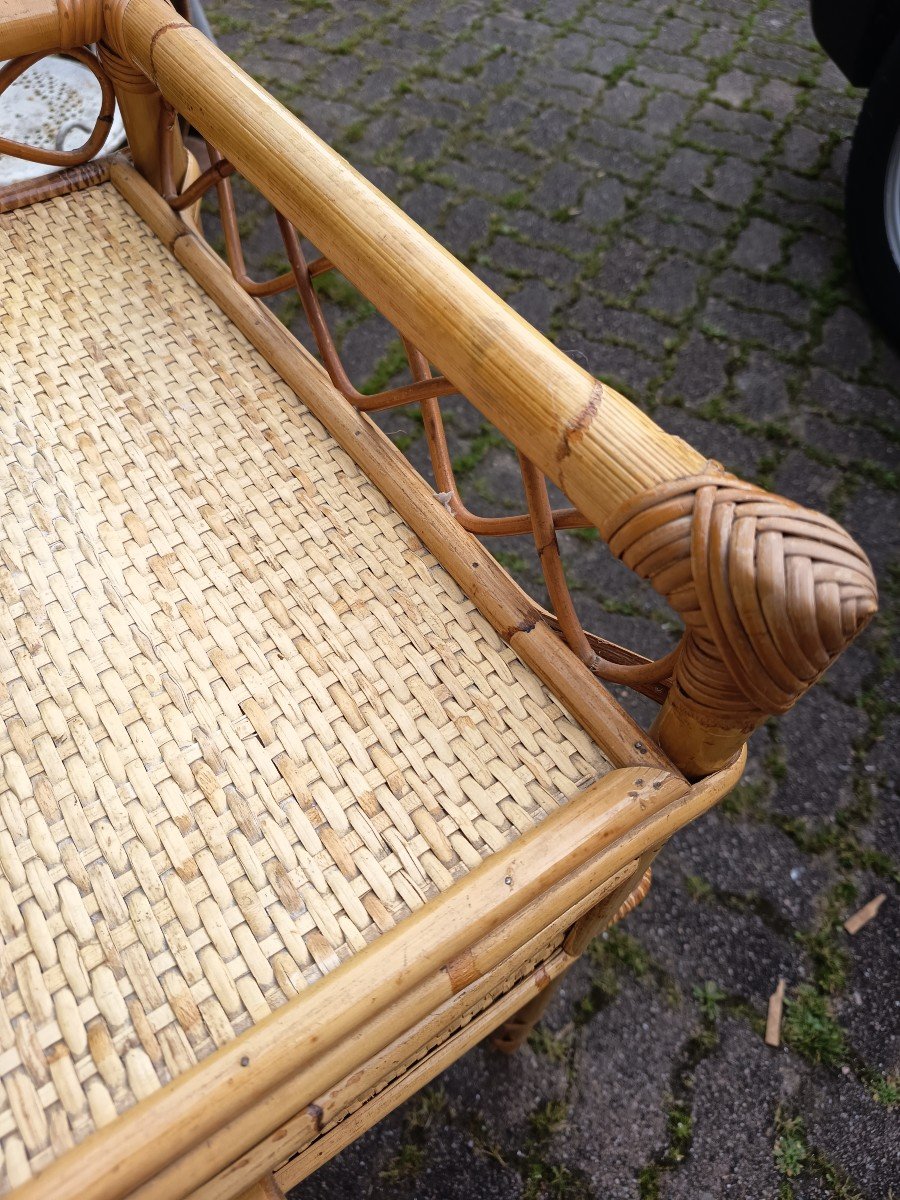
(0, 3), (878, 1197)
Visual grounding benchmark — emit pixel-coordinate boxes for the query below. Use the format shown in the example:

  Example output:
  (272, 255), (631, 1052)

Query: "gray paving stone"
(708, 157), (759, 208)
(672, 809), (838, 930)
(402, 182), (447, 232)
(664, 189), (734, 234)
(779, 123), (826, 173)
(636, 851), (804, 1003)
(813, 306), (875, 377)
(441, 197), (493, 255)
(508, 278), (560, 331)
(552, 976), (698, 1198)
(843, 482), (900, 578)
(712, 69), (757, 107)
(598, 80), (645, 122)
(652, 17), (696, 54)
(798, 1069), (900, 1198)
(532, 159), (590, 212)
(489, 235), (580, 283)
(659, 146), (717, 195)
(694, 28), (736, 59)
(630, 211), (721, 256)
(772, 688), (867, 825)
(580, 175), (628, 228)
(786, 230), (838, 288)
(712, 270), (809, 327)
(730, 217), (785, 273)
(641, 91), (693, 136)
(802, 414), (895, 473)
(660, 332), (734, 407)
(757, 77), (799, 116)
(634, 65), (707, 96)
(772, 450), (842, 512)
(587, 338), (662, 395)
(574, 302), (670, 357)
(642, 256), (703, 318)
(592, 239), (659, 297)
(586, 39), (634, 77)
(839, 878), (900, 1075)
(732, 350), (793, 420)
(701, 296), (808, 354)
(662, 407), (765, 479)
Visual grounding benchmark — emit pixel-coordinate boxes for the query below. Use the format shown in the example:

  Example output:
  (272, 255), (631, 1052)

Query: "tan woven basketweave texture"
(0, 185), (611, 1187)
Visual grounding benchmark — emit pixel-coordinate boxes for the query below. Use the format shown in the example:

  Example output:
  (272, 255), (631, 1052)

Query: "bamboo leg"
(233, 1174), (286, 1200)
(491, 857), (654, 1054)
(490, 974), (563, 1054)
(98, 42), (186, 192)
(563, 857), (654, 959)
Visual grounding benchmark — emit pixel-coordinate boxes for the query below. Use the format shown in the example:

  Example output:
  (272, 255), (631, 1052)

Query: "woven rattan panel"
(0, 184), (610, 1185)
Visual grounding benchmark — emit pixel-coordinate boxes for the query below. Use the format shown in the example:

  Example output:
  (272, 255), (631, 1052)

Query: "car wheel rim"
(886, 123), (900, 272)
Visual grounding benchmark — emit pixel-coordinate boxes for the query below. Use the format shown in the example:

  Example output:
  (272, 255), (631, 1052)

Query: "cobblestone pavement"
(204, 0), (899, 1195)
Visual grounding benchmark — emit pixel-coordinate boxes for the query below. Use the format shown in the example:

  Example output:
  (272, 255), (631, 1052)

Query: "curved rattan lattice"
(0, 49), (115, 167)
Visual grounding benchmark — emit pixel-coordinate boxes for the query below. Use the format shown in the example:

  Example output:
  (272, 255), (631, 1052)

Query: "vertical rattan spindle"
(98, 39), (185, 191)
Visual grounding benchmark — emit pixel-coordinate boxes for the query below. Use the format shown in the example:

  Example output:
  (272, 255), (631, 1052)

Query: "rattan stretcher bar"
(0, 2), (878, 1197)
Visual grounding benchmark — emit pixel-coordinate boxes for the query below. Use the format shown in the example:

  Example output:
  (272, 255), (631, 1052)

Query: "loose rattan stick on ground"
(844, 894), (886, 935)
(765, 978), (786, 1048)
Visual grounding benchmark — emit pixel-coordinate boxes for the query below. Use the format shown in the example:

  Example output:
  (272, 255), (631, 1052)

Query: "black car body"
(811, 0), (900, 346)
(812, 0), (900, 86)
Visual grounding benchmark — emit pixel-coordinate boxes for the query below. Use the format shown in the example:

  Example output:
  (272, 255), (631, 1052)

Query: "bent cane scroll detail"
(602, 468), (878, 773)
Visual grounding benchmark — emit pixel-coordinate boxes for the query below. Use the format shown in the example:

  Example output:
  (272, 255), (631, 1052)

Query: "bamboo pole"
(123, 754), (742, 1200)
(102, 4), (877, 778)
(17, 755), (741, 1200)
(98, 39), (186, 191)
(489, 973), (563, 1055)
(562, 851), (655, 958)
(0, 0), (99, 57)
(232, 1177), (285, 1200)
(274, 952), (573, 1193)
(5, 2), (873, 778)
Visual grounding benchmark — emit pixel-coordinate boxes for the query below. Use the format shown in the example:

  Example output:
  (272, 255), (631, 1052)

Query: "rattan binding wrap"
(0, 184), (612, 1189)
(603, 473), (877, 728)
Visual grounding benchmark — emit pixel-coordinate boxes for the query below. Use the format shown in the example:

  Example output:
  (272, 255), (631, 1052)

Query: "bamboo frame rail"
(238, 864), (642, 1196)
(8, 755), (745, 1200)
(106, 0), (700, 520)
(110, 156), (668, 772)
(0, 0), (98, 58)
